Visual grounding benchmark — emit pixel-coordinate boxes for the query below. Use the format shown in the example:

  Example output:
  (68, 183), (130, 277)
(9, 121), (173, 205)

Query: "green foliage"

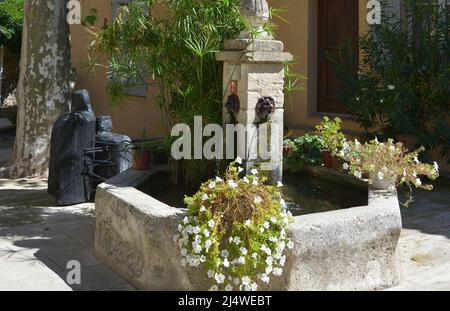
(284, 133), (324, 171)
(174, 160), (293, 291)
(315, 116), (345, 154)
(88, 0), (244, 187)
(0, 0), (23, 51)
(331, 0), (450, 162)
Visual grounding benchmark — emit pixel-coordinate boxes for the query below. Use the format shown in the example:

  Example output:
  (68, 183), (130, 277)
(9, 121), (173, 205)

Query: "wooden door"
(317, 0), (359, 114)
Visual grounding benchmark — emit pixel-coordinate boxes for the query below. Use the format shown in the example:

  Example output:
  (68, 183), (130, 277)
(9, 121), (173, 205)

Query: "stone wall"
(95, 168), (402, 291)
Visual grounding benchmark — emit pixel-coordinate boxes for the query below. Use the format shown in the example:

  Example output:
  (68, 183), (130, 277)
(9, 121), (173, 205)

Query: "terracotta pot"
(322, 150), (333, 168)
(133, 150), (151, 171)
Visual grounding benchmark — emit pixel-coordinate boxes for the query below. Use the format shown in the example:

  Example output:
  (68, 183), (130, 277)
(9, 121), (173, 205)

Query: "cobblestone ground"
(0, 132), (449, 291)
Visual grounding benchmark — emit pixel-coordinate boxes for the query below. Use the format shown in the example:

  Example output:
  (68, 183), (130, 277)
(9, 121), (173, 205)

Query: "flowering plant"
(173, 158), (294, 291)
(339, 138), (439, 206)
(315, 116), (345, 155)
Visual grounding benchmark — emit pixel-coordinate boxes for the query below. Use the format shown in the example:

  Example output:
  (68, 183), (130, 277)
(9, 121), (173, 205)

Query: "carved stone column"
(216, 0), (292, 183)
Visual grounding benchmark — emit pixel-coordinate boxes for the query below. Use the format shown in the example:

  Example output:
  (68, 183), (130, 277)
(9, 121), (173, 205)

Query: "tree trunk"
(7, 0), (72, 178)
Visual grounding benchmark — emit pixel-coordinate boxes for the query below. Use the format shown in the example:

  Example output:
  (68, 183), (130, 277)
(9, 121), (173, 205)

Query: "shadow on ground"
(0, 179), (135, 291)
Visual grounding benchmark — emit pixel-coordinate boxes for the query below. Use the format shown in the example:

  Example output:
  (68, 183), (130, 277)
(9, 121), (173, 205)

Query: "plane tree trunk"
(6, 0), (72, 178)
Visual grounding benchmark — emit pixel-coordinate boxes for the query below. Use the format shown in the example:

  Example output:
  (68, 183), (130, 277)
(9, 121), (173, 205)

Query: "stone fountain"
(93, 0), (403, 291)
(216, 0), (292, 183)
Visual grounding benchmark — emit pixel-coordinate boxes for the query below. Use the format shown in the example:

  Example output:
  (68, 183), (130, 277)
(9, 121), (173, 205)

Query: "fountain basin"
(94, 167), (402, 291)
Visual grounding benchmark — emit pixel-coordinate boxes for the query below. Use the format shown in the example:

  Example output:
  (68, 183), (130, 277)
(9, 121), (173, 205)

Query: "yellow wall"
(70, 0), (165, 139)
(70, 0), (369, 139)
(70, 0), (449, 171)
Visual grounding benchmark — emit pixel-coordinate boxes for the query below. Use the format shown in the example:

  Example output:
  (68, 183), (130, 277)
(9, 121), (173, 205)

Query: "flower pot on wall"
(370, 172), (396, 191)
(133, 150), (151, 171)
(322, 150), (333, 168)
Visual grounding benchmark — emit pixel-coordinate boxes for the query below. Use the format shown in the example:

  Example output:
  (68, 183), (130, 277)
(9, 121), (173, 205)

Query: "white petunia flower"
(377, 172), (385, 180)
(263, 221), (270, 229)
(241, 276), (251, 286)
(354, 171), (363, 179)
(183, 217), (189, 225)
(261, 274), (270, 284)
(200, 206), (206, 212)
(414, 156), (420, 164)
(254, 196), (263, 204)
(277, 181), (283, 187)
(280, 255), (286, 266)
(273, 268), (283, 276)
(259, 227), (265, 233)
(251, 282), (258, 291)
(415, 178), (422, 187)
(237, 256), (246, 265)
(238, 167), (244, 173)
(223, 258), (230, 268)
(233, 236), (241, 245)
(215, 273), (225, 284)
(434, 162), (439, 172)
(251, 169), (258, 175)
(266, 256), (273, 266)
(252, 253), (258, 259)
(252, 179), (258, 186)
(245, 219), (252, 226)
(209, 181), (216, 189)
(221, 249), (229, 258)
(202, 194), (209, 201)
(240, 247), (248, 255)
(228, 180), (238, 188)
(243, 177), (250, 184)
(235, 156), (243, 164)
(269, 236), (278, 243)
(265, 265), (273, 275)
(208, 219), (215, 228)
(343, 163), (349, 170)
(200, 255), (206, 262)
(203, 229), (210, 238)
(356, 97), (360, 101)
(215, 176), (223, 183)
(270, 216), (277, 223)
(205, 239), (212, 249)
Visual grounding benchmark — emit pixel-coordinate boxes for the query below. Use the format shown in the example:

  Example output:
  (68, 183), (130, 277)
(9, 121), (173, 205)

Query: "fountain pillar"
(216, 0), (292, 183)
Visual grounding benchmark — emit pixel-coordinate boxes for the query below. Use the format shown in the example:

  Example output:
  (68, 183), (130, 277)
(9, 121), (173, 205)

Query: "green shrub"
(331, 0), (450, 162)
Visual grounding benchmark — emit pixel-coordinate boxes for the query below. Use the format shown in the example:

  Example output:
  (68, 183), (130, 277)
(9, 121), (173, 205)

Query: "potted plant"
(173, 158), (294, 291)
(133, 129), (151, 171)
(338, 138), (439, 206)
(283, 133), (325, 172)
(315, 116), (345, 168)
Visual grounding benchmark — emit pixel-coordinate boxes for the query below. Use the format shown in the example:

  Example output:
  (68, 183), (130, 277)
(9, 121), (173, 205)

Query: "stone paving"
(0, 132), (449, 291)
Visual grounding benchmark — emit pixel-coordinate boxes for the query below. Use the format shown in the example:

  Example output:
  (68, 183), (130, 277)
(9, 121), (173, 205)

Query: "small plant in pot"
(132, 129), (151, 171)
(283, 133), (325, 172)
(315, 116), (345, 168)
(173, 158), (294, 291)
(338, 138), (440, 206)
